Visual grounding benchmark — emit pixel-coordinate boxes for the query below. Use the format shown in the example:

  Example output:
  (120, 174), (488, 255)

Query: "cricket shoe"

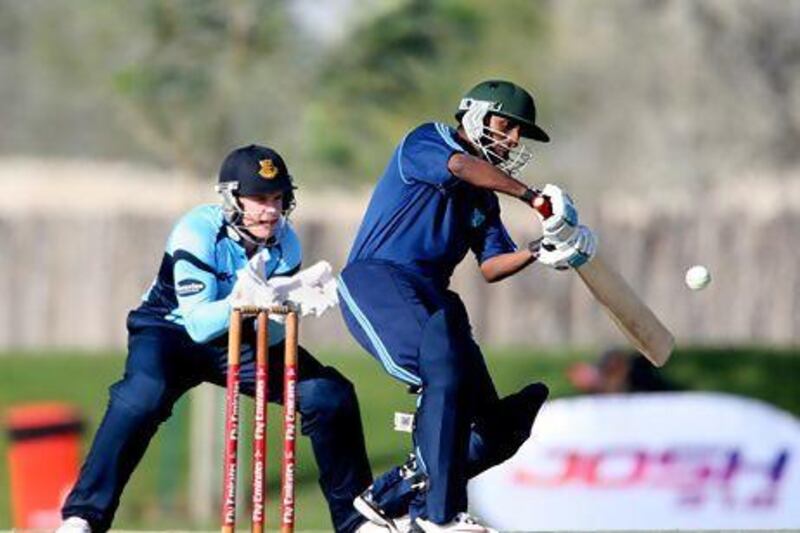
(354, 490), (409, 533)
(413, 512), (497, 533)
(56, 516), (92, 533)
(356, 520), (399, 532)
(355, 453), (425, 533)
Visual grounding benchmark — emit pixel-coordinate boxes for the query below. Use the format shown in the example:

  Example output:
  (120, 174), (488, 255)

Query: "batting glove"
(537, 225), (597, 270)
(539, 183), (580, 243)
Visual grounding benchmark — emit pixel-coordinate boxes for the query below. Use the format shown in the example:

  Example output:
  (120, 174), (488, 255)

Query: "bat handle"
(532, 191), (553, 219)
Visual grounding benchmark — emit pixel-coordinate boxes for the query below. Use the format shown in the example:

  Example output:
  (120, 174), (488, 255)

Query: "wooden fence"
(1, 184), (798, 351)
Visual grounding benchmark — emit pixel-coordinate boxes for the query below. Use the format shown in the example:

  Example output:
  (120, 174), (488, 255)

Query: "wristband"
(519, 187), (536, 205)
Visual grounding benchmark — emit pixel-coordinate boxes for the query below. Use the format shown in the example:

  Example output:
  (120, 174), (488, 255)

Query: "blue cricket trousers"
(338, 260), (548, 524)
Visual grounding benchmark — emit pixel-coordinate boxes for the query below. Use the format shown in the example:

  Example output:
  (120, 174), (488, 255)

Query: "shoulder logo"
(471, 208), (486, 228)
(258, 159), (278, 179)
(176, 278), (206, 297)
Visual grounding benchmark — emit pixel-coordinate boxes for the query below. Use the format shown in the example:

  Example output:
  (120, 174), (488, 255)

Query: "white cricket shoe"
(414, 512), (497, 533)
(394, 515), (412, 532)
(354, 453), (424, 533)
(356, 520), (397, 532)
(354, 492), (405, 533)
(56, 516), (91, 533)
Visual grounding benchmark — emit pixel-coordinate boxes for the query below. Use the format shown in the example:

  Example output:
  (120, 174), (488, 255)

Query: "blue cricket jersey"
(347, 122), (516, 287)
(130, 204), (301, 344)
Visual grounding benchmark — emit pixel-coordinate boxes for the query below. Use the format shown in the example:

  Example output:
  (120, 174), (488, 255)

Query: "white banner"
(469, 392), (800, 530)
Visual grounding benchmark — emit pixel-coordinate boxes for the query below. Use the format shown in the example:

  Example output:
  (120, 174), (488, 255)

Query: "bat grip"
(532, 192), (553, 219)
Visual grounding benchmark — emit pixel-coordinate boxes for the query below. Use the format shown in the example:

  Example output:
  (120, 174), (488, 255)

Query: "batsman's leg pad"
(467, 382), (549, 478)
(500, 381), (549, 442)
(368, 454), (427, 519)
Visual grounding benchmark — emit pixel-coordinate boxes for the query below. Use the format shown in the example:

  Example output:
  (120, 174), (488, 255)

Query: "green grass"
(1, 346), (798, 530)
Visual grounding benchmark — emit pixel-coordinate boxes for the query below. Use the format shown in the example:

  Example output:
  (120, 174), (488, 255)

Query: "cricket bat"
(575, 252), (674, 366)
(534, 196), (675, 367)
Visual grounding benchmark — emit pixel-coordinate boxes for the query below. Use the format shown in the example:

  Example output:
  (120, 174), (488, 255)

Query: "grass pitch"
(1, 346), (798, 530)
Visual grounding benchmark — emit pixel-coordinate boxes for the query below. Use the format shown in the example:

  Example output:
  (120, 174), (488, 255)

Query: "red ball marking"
(533, 196), (553, 219)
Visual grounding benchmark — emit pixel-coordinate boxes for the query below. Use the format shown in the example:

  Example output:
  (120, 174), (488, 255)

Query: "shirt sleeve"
(169, 216), (231, 344)
(398, 122), (465, 189)
(470, 193), (517, 264)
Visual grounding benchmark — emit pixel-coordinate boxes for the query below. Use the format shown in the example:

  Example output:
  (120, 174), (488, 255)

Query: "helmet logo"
(459, 98), (503, 112)
(258, 159), (278, 179)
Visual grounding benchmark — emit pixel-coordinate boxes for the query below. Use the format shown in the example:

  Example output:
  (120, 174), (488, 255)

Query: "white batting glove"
(539, 183), (580, 243)
(537, 225), (597, 270)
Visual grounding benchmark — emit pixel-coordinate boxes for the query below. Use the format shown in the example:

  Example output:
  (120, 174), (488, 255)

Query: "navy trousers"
(62, 315), (372, 533)
(338, 260), (548, 524)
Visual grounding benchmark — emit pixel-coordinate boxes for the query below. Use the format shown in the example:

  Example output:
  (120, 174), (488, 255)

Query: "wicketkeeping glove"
(230, 254), (339, 319)
(230, 263), (281, 309)
(268, 261), (339, 318)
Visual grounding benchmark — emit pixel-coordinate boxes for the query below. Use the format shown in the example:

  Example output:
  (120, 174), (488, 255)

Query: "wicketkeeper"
(58, 145), (375, 533)
(338, 80), (597, 532)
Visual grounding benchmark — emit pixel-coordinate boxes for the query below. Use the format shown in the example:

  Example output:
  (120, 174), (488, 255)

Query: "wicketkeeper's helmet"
(217, 144), (296, 212)
(215, 145), (297, 245)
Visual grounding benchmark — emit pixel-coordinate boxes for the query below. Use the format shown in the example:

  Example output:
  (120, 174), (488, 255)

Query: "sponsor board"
(469, 392), (800, 530)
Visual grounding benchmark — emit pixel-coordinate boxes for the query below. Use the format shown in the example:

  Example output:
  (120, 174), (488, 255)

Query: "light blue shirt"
(134, 204), (301, 344)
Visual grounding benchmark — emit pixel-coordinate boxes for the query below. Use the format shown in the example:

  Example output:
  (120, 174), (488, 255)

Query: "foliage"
(0, 0), (549, 183)
(0, 0), (303, 177)
(108, 1), (293, 177)
(307, 0), (548, 182)
(2, 1), (799, 192)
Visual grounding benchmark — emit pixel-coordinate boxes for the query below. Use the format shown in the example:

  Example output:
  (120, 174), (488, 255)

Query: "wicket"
(222, 305), (299, 533)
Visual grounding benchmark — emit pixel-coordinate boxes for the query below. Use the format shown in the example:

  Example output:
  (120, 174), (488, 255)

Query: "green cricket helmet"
(456, 80), (549, 141)
(215, 144), (296, 245)
(455, 80), (549, 176)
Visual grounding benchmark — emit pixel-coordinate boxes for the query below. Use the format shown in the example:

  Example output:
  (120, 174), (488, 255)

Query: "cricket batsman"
(338, 80), (597, 532)
(57, 145), (377, 533)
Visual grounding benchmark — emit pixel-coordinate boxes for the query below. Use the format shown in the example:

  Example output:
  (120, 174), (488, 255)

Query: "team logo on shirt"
(176, 278), (206, 297)
(258, 159), (278, 179)
(471, 208), (486, 228)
